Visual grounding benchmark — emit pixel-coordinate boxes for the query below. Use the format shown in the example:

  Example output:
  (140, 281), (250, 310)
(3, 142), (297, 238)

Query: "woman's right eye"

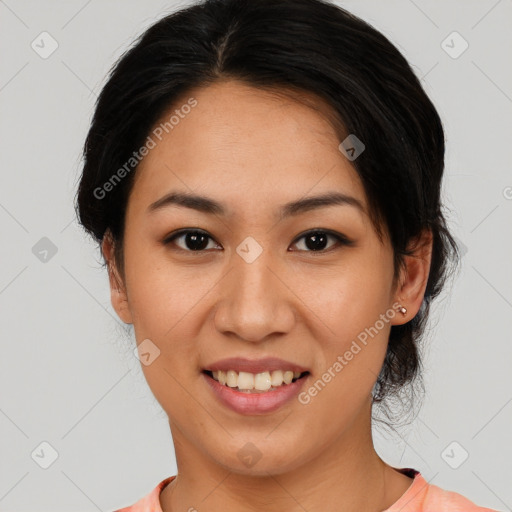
(163, 229), (222, 252)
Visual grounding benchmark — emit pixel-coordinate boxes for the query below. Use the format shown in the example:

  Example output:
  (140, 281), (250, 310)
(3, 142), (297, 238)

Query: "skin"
(102, 79), (432, 511)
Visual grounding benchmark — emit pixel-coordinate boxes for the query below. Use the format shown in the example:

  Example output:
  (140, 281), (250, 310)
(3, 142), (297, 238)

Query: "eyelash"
(162, 228), (354, 255)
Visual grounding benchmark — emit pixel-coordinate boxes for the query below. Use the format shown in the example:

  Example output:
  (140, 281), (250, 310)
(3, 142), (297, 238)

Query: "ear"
(101, 231), (133, 325)
(391, 228), (433, 326)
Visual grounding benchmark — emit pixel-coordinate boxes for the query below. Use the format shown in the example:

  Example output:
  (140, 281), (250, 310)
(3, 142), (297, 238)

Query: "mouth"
(202, 369), (310, 393)
(202, 367), (311, 414)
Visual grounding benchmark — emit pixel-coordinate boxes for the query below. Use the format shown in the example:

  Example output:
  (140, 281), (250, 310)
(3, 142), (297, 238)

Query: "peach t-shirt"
(114, 468), (500, 512)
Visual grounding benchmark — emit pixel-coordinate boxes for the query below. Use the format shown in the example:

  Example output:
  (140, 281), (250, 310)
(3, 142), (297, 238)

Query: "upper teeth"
(211, 370), (302, 391)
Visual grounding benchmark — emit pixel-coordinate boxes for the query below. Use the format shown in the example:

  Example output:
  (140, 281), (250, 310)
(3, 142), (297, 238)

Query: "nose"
(213, 241), (295, 343)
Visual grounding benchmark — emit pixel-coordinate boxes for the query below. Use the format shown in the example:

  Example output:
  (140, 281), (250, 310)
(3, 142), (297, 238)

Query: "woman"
(75, 0), (499, 510)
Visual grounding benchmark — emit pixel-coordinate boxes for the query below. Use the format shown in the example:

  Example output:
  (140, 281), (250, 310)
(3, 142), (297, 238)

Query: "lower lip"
(202, 372), (309, 415)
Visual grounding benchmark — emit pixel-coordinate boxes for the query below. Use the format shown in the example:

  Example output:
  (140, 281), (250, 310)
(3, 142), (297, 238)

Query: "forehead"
(129, 80), (366, 217)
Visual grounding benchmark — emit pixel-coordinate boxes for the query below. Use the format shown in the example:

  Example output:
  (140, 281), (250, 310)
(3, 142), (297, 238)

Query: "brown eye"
(290, 230), (353, 253)
(164, 229), (221, 252)
(163, 228), (353, 254)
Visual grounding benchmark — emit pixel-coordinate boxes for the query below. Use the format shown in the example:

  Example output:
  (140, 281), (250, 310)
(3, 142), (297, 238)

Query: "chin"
(212, 441), (307, 477)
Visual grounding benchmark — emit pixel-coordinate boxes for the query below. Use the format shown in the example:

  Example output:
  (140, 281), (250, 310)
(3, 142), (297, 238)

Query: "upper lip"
(203, 357), (309, 374)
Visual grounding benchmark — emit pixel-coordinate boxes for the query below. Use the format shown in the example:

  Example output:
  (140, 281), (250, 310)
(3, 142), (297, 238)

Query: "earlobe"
(392, 229), (433, 325)
(101, 232), (133, 325)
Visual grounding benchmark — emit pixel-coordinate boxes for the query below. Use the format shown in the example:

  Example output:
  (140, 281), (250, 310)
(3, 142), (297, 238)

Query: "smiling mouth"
(203, 369), (310, 393)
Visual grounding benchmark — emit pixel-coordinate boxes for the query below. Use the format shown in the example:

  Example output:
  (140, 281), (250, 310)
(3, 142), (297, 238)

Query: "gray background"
(1, 0), (511, 510)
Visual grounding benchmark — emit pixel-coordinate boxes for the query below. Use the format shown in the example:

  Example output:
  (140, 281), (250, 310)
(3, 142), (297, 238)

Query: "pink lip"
(202, 372), (310, 415)
(203, 357), (309, 374)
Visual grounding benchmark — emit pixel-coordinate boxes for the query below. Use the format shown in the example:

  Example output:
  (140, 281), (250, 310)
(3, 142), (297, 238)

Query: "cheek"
(299, 288), (392, 420)
(308, 257), (394, 344)
(123, 237), (211, 338)
(302, 249), (394, 398)
(139, 356), (203, 434)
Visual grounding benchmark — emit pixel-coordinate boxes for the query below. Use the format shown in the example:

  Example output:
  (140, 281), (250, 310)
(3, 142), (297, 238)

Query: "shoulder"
(421, 478), (500, 512)
(113, 476), (176, 512)
(386, 470), (500, 512)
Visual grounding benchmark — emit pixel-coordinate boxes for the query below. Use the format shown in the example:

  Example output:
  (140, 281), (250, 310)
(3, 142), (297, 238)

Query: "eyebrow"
(147, 190), (364, 219)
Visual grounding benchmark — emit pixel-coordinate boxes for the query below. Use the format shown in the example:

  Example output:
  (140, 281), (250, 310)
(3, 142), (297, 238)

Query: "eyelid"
(163, 228), (354, 252)
(289, 229), (354, 253)
(291, 228), (353, 244)
(163, 228), (220, 250)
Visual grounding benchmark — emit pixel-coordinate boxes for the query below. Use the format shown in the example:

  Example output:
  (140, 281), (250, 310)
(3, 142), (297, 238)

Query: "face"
(105, 80), (425, 477)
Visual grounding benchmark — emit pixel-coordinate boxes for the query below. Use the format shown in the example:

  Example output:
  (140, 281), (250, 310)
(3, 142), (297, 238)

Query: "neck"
(160, 399), (413, 512)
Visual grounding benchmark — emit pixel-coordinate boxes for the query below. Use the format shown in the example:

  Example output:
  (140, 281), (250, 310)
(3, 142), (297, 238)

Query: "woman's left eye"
(162, 229), (353, 253)
(290, 230), (353, 253)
